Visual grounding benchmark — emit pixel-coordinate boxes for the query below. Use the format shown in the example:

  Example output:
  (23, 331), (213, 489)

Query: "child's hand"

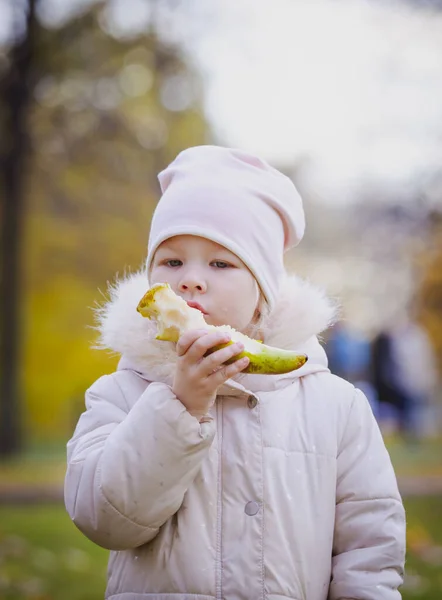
(172, 329), (250, 421)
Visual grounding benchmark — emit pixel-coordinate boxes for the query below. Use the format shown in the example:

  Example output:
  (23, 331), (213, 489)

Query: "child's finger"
(176, 329), (209, 357)
(184, 330), (231, 362)
(210, 356), (250, 385)
(200, 341), (245, 376)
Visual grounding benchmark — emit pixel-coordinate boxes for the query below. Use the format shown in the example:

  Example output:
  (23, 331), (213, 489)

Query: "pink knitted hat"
(146, 145), (305, 310)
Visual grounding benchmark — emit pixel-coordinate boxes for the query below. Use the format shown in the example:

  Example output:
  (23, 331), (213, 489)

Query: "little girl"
(65, 146), (406, 600)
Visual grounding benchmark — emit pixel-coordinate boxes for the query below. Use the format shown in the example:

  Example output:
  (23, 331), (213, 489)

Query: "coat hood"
(94, 271), (338, 393)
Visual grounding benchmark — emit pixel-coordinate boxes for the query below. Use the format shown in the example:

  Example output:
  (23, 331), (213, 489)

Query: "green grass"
(402, 496), (442, 599)
(385, 435), (442, 478)
(0, 506), (108, 599)
(0, 441), (66, 488)
(0, 498), (441, 600)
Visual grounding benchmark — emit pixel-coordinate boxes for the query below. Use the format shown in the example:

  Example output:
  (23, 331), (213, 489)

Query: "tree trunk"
(0, 0), (38, 457)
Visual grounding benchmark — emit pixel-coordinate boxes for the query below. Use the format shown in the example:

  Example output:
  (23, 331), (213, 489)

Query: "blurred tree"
(417, 210), (442, 373)
(0, 0), (39, 457)
(0, 0), (211, 451)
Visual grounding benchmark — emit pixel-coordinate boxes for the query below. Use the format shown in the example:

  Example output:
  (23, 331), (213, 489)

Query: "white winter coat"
(64, 272), (406, 600)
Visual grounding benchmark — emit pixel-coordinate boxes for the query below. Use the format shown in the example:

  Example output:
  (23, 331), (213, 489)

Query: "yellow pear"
(137, 283), (308, 375)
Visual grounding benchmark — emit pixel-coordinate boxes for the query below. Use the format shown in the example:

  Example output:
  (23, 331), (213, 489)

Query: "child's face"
(150, 235), (260, 333)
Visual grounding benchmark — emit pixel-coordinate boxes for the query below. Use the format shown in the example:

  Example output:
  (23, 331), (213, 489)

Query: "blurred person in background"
(326, 320), (378, 417)
(371, 309), (438, 442)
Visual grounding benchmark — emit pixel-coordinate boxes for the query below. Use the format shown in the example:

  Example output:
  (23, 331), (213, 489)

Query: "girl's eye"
(165, 259), (182, 267)
(212, 261), (231, 269)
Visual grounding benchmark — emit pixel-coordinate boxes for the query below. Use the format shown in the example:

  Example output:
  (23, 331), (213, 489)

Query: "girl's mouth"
(187, 301), (208, 315)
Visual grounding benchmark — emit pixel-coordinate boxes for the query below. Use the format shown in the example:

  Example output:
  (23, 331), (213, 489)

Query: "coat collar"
(94, 271), (338, 393)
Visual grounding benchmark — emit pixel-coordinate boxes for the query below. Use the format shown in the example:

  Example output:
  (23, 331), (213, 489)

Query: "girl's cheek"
(150, 267), (166, 284)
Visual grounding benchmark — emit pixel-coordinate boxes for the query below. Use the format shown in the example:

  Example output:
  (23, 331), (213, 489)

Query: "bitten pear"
(137, 283), (308, 375)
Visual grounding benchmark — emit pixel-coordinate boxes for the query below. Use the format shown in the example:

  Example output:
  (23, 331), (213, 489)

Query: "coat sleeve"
(329, 388), (406, 600)
(64, 373), (216, 551)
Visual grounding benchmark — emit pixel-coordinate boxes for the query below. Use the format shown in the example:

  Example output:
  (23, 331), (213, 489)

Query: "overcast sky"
(2, 0), (442, 204)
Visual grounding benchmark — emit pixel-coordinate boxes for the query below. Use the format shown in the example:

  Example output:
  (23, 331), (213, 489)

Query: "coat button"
(247, 395), (258, 409)
(244, 501), (260, 516)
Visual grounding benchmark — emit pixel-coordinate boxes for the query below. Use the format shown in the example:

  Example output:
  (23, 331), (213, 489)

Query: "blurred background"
(0, 0), (441, 598)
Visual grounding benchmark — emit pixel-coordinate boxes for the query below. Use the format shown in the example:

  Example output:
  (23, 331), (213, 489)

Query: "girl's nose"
(178, 274), (207, 293)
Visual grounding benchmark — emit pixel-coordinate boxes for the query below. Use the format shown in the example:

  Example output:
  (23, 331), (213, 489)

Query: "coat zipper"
(215, 397), (223, 600)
